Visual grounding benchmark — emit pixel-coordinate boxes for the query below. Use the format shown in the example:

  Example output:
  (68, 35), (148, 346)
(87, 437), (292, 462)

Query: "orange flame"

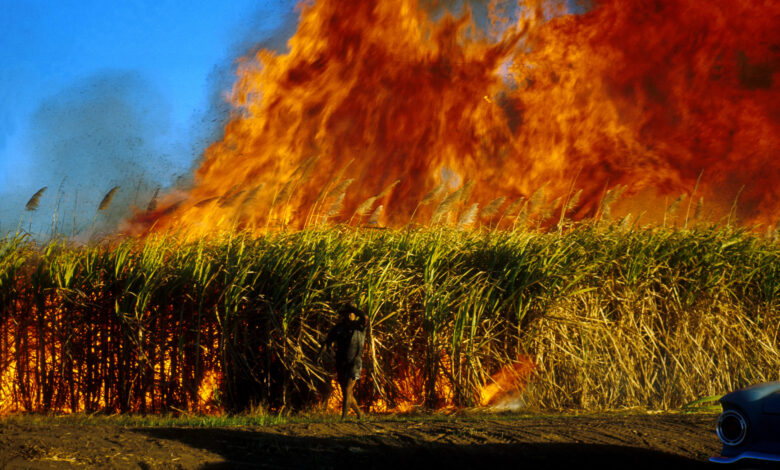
(0, 296), (222, 415)
(131, 0), (779, 236)
(479, 356), (536, 408)
(196, 369), (221, 413)
(324, 352), (529, 413)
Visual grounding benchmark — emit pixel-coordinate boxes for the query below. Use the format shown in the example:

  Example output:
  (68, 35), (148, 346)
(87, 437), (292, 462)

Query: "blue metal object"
(710, 382), (780, 464)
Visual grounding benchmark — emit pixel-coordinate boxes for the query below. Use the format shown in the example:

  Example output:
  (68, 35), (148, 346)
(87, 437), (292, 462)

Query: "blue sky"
(0, 0), (296, 235)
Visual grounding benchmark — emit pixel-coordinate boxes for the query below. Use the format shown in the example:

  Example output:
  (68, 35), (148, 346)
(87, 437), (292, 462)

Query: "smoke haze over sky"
(0, 0), (296, 235)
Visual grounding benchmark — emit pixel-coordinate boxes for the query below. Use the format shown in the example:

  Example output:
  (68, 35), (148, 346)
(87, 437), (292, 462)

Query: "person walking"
(319, 304), (366, 419)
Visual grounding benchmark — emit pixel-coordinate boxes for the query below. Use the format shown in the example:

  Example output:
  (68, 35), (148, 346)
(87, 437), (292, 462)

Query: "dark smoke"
(0, 2), (304, 239)
(8, 71), (172, 238)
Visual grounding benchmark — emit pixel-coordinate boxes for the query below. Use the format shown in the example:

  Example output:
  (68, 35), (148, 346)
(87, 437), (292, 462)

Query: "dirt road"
(0, 413), (721, 469)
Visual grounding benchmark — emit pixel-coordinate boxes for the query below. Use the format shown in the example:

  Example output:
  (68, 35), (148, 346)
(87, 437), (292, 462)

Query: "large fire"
(131, 0), (780, 236)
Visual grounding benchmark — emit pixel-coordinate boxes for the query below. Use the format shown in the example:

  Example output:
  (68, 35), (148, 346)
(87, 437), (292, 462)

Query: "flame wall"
(136, 0), (780, 235)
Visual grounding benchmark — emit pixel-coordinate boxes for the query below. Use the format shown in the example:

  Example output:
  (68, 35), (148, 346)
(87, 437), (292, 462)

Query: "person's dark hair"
(338, 304), (365, 323)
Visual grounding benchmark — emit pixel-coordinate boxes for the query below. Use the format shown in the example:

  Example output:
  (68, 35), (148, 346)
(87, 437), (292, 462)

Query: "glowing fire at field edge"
(129, 0), (780, 237)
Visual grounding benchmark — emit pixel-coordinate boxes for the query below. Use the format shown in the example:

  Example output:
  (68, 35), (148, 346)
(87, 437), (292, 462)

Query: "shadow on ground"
(137, 426), (711, 469)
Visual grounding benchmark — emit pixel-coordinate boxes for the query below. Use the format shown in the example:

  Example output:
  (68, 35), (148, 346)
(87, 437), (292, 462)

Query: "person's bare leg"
(348, 378), (363, 418)
(342, 378), (362, 419)
(341, 378), (351, 419)
(350, 391), (363, 418)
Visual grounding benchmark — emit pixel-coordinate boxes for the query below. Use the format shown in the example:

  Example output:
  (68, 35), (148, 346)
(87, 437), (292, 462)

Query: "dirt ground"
(0, 412), (722, 469)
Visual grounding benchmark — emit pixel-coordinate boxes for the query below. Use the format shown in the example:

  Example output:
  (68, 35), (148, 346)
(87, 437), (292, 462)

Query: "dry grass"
(526, 294), (780, 409)
(97, 186), (120, 212)
(25, 186), (48, 212)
